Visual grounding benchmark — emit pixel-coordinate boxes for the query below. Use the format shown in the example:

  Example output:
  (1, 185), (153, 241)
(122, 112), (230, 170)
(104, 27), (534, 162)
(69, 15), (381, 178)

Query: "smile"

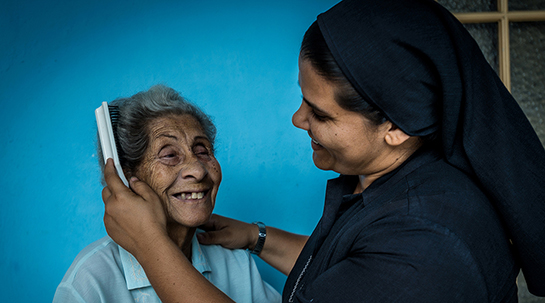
(310, 136), (324, 151)
(173, 190), (208, 201)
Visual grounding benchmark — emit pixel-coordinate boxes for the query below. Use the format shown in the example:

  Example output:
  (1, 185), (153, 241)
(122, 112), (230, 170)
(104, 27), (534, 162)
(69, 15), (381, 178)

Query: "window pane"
(510, 22), (545, 145)
(509, 0), (545, 11)
(463, 23), (500, 74)
(436, 0), (497, 12)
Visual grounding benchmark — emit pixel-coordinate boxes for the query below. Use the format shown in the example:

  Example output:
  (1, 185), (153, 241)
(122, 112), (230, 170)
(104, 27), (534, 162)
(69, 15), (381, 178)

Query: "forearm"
(135, 233), (234, 303)
(198, 214), (308, 276)
(253, 226), (308, 276)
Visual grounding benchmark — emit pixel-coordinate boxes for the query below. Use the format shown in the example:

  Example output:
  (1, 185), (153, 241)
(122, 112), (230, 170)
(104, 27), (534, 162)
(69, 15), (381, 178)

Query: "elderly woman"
(100, 0), (545, 302)
(53, 85), (281, 303)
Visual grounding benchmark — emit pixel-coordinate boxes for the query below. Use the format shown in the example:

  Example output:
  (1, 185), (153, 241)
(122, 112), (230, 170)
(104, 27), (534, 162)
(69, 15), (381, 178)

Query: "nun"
(101, 0), (545, 302)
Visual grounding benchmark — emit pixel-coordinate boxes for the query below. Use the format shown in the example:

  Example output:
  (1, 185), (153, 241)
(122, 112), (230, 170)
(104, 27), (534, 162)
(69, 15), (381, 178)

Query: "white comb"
(95, 101), (129, 186)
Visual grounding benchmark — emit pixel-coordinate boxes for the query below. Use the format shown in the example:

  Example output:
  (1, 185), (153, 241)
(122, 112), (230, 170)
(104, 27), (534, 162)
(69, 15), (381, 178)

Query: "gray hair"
(97, 84), (216, 181)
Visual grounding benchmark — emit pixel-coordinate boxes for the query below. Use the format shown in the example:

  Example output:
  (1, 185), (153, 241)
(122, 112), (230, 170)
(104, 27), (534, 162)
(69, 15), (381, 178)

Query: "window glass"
(464, 23), (499, 74)
(510, 21), (545, 144)
(509, 0), (545, 11)
(436, 0), (496, 12)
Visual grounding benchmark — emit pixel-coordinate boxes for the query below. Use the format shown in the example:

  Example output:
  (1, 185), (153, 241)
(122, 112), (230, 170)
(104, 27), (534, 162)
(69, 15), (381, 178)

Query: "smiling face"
(293, 57), (395, 177)
(134, 114), (222, 228)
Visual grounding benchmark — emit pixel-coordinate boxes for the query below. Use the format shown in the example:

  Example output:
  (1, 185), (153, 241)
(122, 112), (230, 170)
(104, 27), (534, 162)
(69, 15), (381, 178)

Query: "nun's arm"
(198, 214), (309, 276)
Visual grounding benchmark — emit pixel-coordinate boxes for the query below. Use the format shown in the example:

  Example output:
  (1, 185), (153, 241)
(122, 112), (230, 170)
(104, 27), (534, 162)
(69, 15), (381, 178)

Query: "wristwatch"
(250, 221), (266, 255)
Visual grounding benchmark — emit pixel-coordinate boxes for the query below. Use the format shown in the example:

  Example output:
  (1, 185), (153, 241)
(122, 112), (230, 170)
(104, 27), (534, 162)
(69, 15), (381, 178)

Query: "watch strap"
(250, 221), (266, 255)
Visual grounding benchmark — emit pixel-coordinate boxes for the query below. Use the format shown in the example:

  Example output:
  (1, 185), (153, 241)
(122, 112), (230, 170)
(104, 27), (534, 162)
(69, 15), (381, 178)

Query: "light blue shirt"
(53, 233), (281, 303)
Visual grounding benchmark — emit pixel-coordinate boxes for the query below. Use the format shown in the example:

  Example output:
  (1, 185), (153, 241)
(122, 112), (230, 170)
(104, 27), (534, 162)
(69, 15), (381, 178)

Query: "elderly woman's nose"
(179, 155), (207, 180)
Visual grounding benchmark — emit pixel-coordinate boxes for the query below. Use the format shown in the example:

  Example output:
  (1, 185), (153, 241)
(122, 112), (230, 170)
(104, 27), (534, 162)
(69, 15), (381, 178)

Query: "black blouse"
(283, 148), (519, 303)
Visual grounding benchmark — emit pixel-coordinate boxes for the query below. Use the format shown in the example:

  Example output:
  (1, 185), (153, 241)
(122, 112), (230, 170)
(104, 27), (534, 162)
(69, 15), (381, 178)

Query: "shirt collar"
(119, 232), (212, 290)
(191, 231), (212, 275)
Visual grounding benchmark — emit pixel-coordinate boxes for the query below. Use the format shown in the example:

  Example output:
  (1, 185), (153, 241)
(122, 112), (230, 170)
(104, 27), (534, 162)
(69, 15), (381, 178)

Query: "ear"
(384, 123), (411, 147)
(123, 168), (133, 181)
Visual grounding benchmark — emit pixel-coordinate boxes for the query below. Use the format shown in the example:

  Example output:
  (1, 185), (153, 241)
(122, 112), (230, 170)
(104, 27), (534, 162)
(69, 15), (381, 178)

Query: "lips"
(308, 131), (323, 147)
(310, 136), (324, 151)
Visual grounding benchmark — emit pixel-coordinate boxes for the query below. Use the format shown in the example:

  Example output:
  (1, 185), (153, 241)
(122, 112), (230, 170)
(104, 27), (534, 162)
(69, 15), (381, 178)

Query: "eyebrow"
(302, 97), (331, 116)
(156, 133), (211, 144)
(194, 135), (211, 143)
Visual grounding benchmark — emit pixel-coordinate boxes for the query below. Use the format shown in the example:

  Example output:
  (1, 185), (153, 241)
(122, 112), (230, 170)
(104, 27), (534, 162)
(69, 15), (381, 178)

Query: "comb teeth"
(108, 105), (124, 161)
(108, 105), (120, 124)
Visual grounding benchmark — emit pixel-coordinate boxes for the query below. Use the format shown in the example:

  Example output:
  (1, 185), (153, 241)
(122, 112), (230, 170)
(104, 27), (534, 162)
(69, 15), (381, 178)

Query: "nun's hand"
(102, 158), (167, 258)
(197, 214), (259, 251)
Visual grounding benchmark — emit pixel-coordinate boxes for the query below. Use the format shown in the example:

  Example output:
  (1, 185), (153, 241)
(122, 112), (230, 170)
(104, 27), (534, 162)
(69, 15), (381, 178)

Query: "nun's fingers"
(101, 159), (168, 255)
(101, 184), (111, 203)
(103, 158), (130, 194)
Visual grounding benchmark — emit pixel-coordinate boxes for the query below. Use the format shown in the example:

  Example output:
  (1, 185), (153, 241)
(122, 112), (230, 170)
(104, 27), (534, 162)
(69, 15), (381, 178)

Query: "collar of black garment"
(321, 145), (441, 228)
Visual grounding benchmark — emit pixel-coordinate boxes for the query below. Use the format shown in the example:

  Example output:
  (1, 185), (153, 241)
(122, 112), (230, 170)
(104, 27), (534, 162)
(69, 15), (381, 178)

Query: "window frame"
(451, 0), (545, 91)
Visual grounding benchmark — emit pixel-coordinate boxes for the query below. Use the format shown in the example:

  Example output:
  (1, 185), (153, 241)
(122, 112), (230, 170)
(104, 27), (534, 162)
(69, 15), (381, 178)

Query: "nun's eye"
(311, 110), (329, 121)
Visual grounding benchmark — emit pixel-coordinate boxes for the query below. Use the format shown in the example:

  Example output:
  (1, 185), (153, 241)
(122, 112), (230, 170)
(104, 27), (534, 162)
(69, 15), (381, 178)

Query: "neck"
(356, 138), (422, 193)
(166, 223), (196, 261)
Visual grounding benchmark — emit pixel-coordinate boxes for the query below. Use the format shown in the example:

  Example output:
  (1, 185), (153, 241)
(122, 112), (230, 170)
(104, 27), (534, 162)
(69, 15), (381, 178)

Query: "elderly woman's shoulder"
(54, 236), (131, 302)
(194, 231), (282, 302)
(195, 231), (254, 265)
(58, 236), (121, 281)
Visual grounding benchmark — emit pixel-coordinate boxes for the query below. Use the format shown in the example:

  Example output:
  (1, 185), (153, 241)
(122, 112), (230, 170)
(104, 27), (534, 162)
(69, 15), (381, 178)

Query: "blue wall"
(0, 0), (339, 301)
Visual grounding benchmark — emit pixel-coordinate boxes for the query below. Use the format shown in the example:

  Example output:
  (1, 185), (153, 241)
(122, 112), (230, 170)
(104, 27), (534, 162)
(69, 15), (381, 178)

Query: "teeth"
(312, 138), (321, 145)
(179, 192), (205, 200)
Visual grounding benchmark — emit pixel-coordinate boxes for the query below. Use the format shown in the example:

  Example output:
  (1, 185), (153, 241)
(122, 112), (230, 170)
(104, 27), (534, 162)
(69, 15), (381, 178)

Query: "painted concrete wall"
(0, 1), (339, 301)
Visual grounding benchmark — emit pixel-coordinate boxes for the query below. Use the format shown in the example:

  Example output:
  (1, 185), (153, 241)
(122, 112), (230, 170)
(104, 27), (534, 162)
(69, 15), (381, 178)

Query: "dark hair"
(300, 21), (439, 146)
(300, 22), (387, 126)
(97, 84), (216, 182)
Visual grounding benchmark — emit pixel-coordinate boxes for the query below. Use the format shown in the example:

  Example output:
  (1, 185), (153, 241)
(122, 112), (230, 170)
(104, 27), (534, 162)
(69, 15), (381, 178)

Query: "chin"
(312, 153), (334, 171)
(174, 213), (212, 228)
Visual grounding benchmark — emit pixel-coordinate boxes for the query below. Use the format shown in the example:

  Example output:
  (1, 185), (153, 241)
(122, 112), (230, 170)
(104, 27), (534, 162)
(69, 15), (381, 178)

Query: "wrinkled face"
(292, 57), (390, 176)
(135, 114), (222, 227)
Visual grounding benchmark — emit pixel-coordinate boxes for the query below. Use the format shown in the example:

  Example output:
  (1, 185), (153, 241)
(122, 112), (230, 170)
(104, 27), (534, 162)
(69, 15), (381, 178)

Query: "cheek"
(138, 162), (176, 197)
(208, 159), (222, 185)
(309, 121), (324, 139)
(313, 125), (339, 148)
(147, 171), (169, 193)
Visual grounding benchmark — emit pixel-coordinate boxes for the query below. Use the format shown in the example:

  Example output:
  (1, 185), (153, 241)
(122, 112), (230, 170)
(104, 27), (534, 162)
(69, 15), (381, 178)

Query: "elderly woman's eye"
(158, 146), (180, 165)
(193, 144), (211, 158)
(159, 150), (176, 158)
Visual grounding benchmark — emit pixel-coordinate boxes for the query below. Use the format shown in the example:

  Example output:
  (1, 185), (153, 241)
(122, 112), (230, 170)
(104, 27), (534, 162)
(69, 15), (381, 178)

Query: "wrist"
(246, 223), (259, 251)
(133, 226), (170, 260)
